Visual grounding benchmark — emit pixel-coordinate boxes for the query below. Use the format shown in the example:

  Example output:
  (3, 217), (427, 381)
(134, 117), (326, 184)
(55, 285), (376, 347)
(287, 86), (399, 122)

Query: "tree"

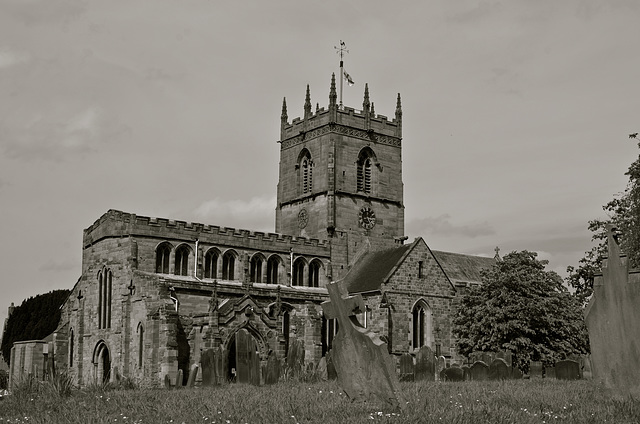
(453, 251), (589, 372)
(1, 289), (70, 365)
(567, 134), (640, 302)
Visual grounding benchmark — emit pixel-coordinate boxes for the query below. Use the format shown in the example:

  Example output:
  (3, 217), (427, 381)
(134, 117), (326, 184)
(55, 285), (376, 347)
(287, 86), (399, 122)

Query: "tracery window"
(222, 251), (236, 280)
(267, 256), (281, 284)
(98, 268), (112, 329)
(292, 258), (305, 286)
(250, 254), (264, 283)
(204, 249), (219, 279)
(155, 242), (171, 274)
(412, 300), (432, 350)
(308, 260), (321, 288)
(174, 245), (190, 276)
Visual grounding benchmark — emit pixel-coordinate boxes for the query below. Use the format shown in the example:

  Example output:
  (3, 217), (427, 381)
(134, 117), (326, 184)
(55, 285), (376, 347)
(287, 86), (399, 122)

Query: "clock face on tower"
(358, 206), (376, 230)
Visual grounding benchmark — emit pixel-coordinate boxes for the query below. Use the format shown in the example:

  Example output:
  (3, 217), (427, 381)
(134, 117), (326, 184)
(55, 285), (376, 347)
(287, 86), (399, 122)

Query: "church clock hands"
(358, 206), (376, 229)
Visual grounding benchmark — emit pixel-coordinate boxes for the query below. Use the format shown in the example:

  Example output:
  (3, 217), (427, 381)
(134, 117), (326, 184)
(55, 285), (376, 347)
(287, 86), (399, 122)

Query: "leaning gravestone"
(286, 338), (305, 379)
(468, 361), (489, 381)
(529, 361), (543, 379)
(326, 350), (338, 380)
(488, 358), (510, 380)
(585, 225), (640, 396)
(399, 353), (414, 382)
(414, 346), (436, 381)
(186, 364), (199, 387)
(555, 360), (580, 380)
(436, 356), (446, 381)
(322, 280), (405, 409)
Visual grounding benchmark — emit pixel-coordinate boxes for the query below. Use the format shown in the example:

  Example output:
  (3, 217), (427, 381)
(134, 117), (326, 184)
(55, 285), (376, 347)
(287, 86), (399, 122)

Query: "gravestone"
(529, 361), (543, 379)
(496, 351), (512, 367)
(414, 346), (435, 381)
(316, 357), (328, 381)
(326, 350), (337, 380)
(488, 358), (510, 380)
(442, 364), (464, 382)
(585, 225), (640, 396)
(201, 347), (224, 386)
(555, 360), (580, 380)
(544, 365), (556, 379)
(399, 354), (414, 382)
(583, 355), (593, 380)
(263, 351), (280, 385)
(461, 366), (470, 381)
(236, 329), (261, 385)
(186, 364), (199, 387)
(321, 280), (405, 409)
(480, 352), (494, 366)
(511, 366), (523, 379)
(286, 338), (305, 379)
(175, 369), (183, 388)
(468, 361), (489, 381)
(436, 356), (446, 381)
(164, 374), (172, 389)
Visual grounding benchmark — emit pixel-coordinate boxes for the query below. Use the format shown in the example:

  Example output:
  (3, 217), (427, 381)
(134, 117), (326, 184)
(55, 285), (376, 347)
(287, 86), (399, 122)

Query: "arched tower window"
(250, 254), (265, 283)
(222, 250), (236, 280)
(156, 242), (171, 274)
(97, 268), (112, 329)
(298, 149), (313, 195)
(204, 248), (219, 279)
(174, 245), (190, 276)
(292, 258), (306, 286)
(412, 300), (432, 350)
(357, 147), (376, 194)
(267, 255), (282, 284)
(308, 260), (322, 288)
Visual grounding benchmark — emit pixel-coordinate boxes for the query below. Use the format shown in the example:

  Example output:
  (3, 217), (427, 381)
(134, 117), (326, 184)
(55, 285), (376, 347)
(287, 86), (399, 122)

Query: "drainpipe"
(289, 247), (293, 286)
(194, 239), (199, 279)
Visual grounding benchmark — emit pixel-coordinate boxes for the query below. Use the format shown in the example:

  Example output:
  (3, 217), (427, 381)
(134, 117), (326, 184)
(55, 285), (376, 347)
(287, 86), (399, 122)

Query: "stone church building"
(10, 74), (495, 387)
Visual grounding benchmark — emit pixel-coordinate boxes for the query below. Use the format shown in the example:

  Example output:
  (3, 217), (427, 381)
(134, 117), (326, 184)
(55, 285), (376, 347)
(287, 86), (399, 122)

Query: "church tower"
(276, 75), (405, 277)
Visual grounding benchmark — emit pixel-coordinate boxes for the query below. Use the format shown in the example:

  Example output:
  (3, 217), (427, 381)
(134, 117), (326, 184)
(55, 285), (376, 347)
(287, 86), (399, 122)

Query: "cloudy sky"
(1, 0), (639, 335)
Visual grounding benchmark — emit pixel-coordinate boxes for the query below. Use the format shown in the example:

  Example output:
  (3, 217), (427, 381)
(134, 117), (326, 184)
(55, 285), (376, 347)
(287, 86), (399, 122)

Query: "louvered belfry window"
(357, 150), (374, 194)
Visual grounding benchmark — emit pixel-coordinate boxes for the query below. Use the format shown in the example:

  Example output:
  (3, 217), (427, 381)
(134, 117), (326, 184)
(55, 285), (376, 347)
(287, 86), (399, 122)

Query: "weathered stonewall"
(322, 280), (405, 409)
(585, 225), (640, 396)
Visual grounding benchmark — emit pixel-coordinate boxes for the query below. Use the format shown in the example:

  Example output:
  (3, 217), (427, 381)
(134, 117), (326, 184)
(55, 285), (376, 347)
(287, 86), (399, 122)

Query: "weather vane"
(334, 40), (354, 108)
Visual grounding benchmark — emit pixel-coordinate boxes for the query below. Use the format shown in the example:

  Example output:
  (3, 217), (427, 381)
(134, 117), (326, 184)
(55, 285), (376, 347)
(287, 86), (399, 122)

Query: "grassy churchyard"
(1, 378), (639, 424)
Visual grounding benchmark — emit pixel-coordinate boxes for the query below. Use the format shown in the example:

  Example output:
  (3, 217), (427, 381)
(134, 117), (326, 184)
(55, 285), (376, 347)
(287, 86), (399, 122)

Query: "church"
(9, 74), (495, 387)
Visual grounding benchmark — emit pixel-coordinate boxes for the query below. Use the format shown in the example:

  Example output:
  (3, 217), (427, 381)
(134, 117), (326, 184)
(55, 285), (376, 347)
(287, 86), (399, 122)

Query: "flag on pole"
(343, 69), (354, 86)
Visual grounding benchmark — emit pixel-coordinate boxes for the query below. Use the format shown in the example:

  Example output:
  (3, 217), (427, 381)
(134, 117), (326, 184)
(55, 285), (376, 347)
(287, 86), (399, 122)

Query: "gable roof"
(431, 250), (495, 285)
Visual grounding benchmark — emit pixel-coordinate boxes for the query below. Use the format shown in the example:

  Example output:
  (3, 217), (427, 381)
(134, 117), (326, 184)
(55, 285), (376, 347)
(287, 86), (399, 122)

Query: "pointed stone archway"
(227, 328), (261, 384)
(92, 341), (111, 384)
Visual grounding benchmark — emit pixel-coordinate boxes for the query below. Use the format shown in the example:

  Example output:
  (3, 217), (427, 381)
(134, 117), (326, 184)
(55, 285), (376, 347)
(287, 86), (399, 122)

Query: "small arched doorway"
(227, 328), (260, 384)
(93, 341), (111, 384)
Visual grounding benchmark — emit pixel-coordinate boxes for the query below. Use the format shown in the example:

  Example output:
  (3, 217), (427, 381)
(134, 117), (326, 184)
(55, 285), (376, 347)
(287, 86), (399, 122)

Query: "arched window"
(308, 260), (321, 288)
(137, 323), (144, 369)
(69, 328), (74, 367)
(156, 242), (171, 274)
(298, 149), (313, 195)
(267, 256), (282, 284)
(174, 245), (190, 276)
(412, 300), (432, 350)
(250, 254), (264, 283)
(98, 268), (112, 329)
(292, 258), (305, 286)
(204, 249), (219, 279)
(357, 148), (376, 194)
(222, 251), (236, 280)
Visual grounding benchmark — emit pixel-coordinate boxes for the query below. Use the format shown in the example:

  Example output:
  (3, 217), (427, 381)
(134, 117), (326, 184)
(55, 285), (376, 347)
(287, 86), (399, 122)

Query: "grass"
(0, 378), (639, 424)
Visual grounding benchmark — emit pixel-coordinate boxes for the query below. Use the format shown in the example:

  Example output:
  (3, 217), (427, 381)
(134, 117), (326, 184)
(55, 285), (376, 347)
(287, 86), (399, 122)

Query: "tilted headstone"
(286, 338), (305, 379)
(321, 280), (405, 409)
(442, 364), (464, 382)
(488, 358), (510, 380)
(316, 357), (328, 381)
(186, 364), (199, 387)
(263, 351), (280, 385)
(436, 356), (446, 381)
(544, 364), (556, 379)
(414, 346), (435, 381)
(164, 374), (172, 389)
(399, 353), (414, 382)
(529, 361), (543, 379)
(585, 226), (640, 396)
(468, 361), (489, 381)
(175, 369), (183, 389)
(555, 360), (580, 380)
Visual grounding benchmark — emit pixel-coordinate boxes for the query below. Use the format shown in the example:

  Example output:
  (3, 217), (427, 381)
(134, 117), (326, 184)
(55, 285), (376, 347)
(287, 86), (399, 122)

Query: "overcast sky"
(1, 0), (639, 337)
